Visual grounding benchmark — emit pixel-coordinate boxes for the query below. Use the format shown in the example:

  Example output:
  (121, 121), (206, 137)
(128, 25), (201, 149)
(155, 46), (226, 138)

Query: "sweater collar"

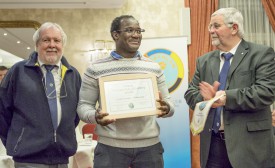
(110, 51), (141, 60)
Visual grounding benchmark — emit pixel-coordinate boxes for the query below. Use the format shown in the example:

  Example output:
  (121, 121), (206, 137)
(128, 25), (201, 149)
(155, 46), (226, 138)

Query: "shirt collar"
(38, 58), (61, 69)
(220, 39), (242, 58)
(110, 51), (142, 60)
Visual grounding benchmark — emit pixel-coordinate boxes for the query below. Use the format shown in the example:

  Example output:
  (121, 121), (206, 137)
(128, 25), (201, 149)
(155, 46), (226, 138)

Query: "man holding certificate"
(77, 15), (174, 168)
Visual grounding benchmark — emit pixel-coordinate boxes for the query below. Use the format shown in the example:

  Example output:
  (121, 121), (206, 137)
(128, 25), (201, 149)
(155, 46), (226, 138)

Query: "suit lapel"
(210, 51), (220, 82)
(226, 40), (249, 89)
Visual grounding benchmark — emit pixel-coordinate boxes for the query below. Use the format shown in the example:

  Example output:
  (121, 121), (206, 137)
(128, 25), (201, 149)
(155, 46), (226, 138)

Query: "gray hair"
(33, 22), (67, 47)
(212, 7), (244, 38)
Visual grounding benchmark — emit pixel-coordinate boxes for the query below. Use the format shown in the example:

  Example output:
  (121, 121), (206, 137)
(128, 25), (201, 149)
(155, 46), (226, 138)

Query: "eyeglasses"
(208, 22), (233, 31)
(116, 28), (145, 35)
(42, 76), (67, 99)
(40, 38), (62, 45)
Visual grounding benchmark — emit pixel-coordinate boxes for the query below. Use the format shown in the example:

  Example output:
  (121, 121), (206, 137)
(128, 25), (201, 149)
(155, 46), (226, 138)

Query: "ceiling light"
(3, 33), (7, 36)
(17, 41), (20, 44)
(27, 47), (31, 50)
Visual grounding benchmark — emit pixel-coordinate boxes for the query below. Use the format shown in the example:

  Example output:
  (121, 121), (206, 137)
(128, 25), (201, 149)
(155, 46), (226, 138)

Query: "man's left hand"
(212, 90), (226, 108)
(156, 92), (170, 117)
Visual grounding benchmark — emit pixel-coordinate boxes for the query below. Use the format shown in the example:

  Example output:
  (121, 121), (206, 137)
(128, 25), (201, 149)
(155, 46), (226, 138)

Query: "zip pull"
(54, 130), (57, 142)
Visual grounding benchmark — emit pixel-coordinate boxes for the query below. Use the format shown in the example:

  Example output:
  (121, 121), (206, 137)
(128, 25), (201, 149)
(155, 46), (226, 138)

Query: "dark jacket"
(0, 52), (81, 164)
(185, 40), (275, 168)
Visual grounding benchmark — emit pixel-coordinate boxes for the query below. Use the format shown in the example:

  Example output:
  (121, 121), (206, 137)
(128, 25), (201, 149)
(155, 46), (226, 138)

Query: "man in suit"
(185, 8), (275, 168)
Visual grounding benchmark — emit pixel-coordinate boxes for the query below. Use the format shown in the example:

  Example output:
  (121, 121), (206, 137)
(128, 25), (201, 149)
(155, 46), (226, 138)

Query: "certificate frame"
(99, 73), (161, 119)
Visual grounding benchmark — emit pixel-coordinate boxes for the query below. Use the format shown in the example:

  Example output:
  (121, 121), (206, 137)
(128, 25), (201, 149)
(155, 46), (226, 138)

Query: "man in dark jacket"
(0, 22), (81, 168)
(185, 8), (275, 168)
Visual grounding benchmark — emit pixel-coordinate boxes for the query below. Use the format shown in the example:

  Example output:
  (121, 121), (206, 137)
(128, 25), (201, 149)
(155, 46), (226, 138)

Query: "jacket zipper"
(13, 127), (25, 153)
(54, 130), (57, 142)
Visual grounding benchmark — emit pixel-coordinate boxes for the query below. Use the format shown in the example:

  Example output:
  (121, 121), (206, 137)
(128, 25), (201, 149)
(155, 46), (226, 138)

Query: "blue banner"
(140, 36), (191, 168)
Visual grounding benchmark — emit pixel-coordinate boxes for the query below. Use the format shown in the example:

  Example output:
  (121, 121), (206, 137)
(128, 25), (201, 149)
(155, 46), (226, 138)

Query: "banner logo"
(144, 48), (184, 93)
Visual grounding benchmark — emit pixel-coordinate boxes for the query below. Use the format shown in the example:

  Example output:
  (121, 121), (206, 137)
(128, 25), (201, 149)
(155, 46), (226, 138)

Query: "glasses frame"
(42, 75), (68, 99)
(40, 38), (62, 45)
(208, 22), (233, 31)
(116, 28), (145, 35)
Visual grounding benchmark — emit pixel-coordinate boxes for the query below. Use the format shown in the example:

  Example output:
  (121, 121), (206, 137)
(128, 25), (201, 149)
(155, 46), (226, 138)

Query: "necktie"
(45, 65), (58, 130)
(212, 53), (233, 133)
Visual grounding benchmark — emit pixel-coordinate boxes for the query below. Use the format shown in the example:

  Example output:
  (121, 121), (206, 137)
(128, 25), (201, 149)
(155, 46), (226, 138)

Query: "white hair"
(212, 7), (244, 38)
(33, 22), (67, 47)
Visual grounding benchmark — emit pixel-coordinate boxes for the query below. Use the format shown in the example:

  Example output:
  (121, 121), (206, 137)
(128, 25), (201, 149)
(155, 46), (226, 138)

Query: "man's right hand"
(199, 81), (220, 100)
(95, 109), (116, 126)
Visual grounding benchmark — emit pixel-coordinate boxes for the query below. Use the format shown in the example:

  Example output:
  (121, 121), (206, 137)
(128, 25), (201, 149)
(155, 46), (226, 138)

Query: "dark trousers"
(94, 142), (164, 168)
(206, 132), (233, 168)
(14, 162), (68, 168)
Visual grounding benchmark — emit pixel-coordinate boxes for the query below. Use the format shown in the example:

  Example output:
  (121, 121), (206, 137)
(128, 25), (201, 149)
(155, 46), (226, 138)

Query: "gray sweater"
(77, 53), (174, 148)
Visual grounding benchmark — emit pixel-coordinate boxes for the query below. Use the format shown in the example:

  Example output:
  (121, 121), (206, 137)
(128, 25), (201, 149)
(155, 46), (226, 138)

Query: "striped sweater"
(77, 53), (174, 148)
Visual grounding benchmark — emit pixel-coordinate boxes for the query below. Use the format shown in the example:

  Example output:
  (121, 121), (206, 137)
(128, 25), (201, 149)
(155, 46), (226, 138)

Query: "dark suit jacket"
(185, 40), (275, 168)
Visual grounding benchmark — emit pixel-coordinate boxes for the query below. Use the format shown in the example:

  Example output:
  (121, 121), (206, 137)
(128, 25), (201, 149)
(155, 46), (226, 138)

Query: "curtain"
(184, 0), (218, 168)
(185, 0), (218, 81)
(219, 0), (275, 49)
(261, 0), (275, 32)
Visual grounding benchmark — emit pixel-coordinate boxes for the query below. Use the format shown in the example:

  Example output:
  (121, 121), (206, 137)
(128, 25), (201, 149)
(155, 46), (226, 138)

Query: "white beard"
(212, 39), (221, 46)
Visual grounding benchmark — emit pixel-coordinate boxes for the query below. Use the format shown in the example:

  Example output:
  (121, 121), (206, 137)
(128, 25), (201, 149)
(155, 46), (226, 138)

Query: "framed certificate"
(99, 73), (161, 119)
